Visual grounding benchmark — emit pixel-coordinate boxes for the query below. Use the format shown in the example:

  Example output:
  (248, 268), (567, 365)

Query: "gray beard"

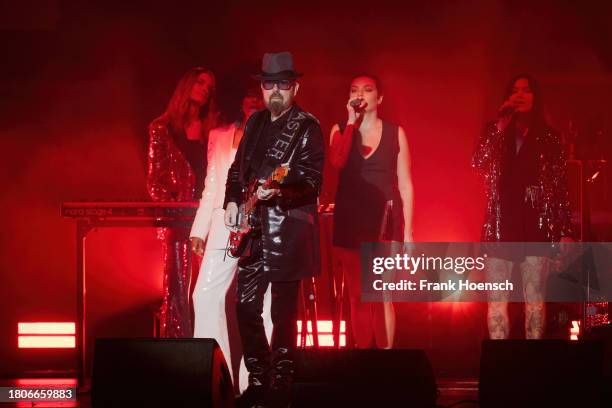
(268, 99), (284, 115)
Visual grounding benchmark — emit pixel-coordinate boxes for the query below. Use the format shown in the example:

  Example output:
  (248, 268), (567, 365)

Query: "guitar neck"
(244, 194), (259, 213)
(243, 177), (274, 213)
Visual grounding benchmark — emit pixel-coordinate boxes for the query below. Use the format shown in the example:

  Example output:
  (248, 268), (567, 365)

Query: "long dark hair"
(503, 73), (548, 130)
(158, 67), (219, 142)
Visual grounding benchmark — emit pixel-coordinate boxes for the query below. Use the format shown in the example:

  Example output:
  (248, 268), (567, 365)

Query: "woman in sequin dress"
(472, 74), (573, 339)
(146, 67), (219, 337)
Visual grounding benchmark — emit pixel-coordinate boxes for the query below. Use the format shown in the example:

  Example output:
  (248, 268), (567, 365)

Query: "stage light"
(15, 378), (77, 386)
(297, 320), (346, 348)
(18, 322), (75, 335)
(570, 320), (580, 341)
(17, 322), (76, 348)
(18, 336), (76, 348)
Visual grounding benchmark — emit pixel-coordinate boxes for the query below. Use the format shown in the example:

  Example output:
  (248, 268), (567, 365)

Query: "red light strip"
(296, 320), (346, 347)
(297, 334), (346, 347)
(17, 322), (76, 349)
(18, 322), (76, 335)
(296, 320), (346, 332)
(570, 320), (580, 341)
(18, 336), (76, 349)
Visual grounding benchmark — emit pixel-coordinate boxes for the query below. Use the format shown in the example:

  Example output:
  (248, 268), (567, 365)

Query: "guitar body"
(228, 229), (251, 258)
(227, 201), (255, 258)
(226, 165), (289, 258)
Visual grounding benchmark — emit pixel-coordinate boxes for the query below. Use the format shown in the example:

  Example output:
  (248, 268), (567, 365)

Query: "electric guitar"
(227, 165), (290, 257)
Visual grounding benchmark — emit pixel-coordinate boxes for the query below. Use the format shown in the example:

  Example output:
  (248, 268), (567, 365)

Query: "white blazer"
(190, 123), (238, 249)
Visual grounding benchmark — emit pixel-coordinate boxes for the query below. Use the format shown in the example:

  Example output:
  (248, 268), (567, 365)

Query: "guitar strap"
(260, 105), (315, 177)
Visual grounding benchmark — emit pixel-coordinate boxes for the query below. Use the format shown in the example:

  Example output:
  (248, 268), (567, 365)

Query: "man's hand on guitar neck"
(256, 179), (281, 201)
(256, 186), (281, 200)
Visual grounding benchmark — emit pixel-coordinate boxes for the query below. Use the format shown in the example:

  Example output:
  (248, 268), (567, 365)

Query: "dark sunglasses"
(261, 80), (295, 90)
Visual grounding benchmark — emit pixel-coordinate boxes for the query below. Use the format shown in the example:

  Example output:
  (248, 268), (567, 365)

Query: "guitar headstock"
(271, 165), (290, 183)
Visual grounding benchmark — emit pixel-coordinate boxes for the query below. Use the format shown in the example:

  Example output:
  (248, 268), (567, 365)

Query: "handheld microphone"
(350, 98), (364, 110)
(498, 105), (515, 118)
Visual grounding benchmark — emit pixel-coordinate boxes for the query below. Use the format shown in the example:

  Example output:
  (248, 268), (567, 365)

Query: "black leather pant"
(236, 237), (300, 389)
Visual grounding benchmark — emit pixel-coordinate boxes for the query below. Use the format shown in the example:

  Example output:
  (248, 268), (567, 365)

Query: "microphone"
(498, 105), (515, 118)
(350, 98), (364, 110)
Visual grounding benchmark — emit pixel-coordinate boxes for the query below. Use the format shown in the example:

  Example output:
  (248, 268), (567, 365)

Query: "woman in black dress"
(330, 74), (414, 348)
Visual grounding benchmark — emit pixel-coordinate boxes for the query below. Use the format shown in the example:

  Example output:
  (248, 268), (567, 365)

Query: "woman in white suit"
(190, 89), (272, 392)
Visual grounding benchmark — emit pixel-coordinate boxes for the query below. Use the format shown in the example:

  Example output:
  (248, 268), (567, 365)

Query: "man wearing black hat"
(224, 52), (324, 407)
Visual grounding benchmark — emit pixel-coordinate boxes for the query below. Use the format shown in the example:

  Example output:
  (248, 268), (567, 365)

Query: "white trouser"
(192, 210), (272, 393)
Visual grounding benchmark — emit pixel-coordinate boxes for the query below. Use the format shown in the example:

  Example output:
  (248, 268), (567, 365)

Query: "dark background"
(1, 0), (611, 378)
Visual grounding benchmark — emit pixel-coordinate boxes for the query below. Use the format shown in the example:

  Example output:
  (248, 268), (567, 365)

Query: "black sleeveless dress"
(333, 120), (404, 249)
(173, 133), (205, 198)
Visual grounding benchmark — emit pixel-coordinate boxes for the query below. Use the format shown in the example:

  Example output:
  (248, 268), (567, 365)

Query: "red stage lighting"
(296, 320), (346, 348)
(17, 322), (76, 349)
(570, 320), (580, 341)
(18, 322), (75, 335)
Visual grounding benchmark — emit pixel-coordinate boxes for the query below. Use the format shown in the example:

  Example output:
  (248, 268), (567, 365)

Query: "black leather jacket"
(224, 105), (325, 281)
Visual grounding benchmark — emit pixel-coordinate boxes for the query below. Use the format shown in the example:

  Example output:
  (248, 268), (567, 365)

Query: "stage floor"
(0, 377), (478, 407)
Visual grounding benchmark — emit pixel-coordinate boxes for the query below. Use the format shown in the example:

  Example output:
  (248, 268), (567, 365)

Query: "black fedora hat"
(253, 52), (303, 80)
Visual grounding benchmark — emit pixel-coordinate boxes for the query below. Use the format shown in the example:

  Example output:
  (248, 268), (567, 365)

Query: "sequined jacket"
(472, 121), (573, 242)
(147, 119), (199, 241)
(224, 106), (325, 281)
(146, 119), (197, 202)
